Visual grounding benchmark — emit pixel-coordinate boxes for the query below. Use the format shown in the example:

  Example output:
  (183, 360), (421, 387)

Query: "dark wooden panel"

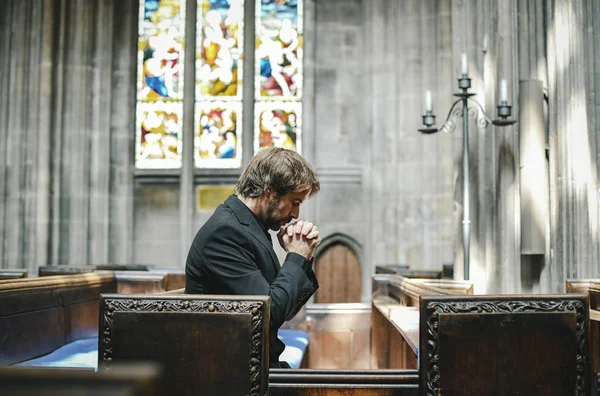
(68, 300), (100, 341)
(112, 312), (250, 394)
(440, 312), (575, 395)
(0, 274), (116, 365)
(420, 295), (589, 396)
(0, 277), (116, 317)
(0, 308), (66, 364)
(99, 294), (270, 396)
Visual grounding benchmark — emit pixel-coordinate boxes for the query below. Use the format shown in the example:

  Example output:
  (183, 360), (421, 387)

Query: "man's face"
(262, 189), (311, 231)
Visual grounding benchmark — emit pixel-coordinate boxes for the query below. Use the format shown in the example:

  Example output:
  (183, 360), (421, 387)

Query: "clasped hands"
(277, 220), (321, 259)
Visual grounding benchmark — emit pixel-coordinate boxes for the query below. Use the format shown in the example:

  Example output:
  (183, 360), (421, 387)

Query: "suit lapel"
(224, 195), (280, 273)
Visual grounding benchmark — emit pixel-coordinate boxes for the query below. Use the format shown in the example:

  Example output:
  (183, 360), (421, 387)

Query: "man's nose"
(290, 207), (299, 219)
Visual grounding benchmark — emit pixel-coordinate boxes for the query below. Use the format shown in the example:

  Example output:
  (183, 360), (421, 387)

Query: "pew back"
(38, 265), (149, 276)
(419, 294), (590, 396)
(98, 293), (270, 396)
(0, 273), (116, 365)
(0, 363), (163, 395)
(38, 265), (185, 292)
(0, 269), (28, 280)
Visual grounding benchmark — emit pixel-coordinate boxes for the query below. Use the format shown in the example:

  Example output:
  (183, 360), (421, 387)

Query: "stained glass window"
(134, 0), (303, 170)
(194, 0), (244, 168)
(135, 0), (186, 169)
(255, 0), (302, 153)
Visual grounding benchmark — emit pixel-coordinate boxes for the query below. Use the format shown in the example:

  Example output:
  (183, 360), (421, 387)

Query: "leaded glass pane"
(137, 0), (185, 101)
(196, 0), (244, 99)
(194, 101), (242, 168)
(255, 0), (303, 99)
(254, 101), (301, 153)
(136, 101), (182, 169)
(136, 0), (185, 169)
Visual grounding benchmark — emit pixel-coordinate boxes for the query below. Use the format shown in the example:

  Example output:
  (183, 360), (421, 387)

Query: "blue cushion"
(278, 329), (309, 369)
(15, 337), (98, 370)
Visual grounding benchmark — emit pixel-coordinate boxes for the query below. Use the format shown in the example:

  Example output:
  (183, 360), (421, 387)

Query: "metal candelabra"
(418, 73), (516, 281)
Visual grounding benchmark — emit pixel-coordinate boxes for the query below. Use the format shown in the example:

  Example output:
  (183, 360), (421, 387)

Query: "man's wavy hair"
(235, 147), (320, 198)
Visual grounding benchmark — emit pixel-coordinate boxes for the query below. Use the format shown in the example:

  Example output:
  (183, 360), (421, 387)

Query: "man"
(185, 147), (320, 368)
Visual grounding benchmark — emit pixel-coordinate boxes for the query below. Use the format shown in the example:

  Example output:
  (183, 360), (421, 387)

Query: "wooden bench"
(38, 265), (185, 292)
(567, 278), (600, 373)
(0, 273), (116, 366)
(98, 293), (270, 396)
(375, 265), (442, 279)
(0, 363), (163, 395)
(38, 264), (149, 276)
(371, 274), (473, 369)
(420, 294), (590, 395)
(0, 272), (178, 368)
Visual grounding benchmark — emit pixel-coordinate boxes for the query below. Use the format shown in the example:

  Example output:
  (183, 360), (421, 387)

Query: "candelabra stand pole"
(461, 90), (470, 280)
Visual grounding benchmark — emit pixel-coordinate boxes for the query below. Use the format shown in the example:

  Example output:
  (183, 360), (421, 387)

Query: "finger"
(306, 228), (319, 240)
(294, 220), (304, 234)
(301, 222), (313, 236)
(287, 225), (295, 237)
(277, 227), (286, 237)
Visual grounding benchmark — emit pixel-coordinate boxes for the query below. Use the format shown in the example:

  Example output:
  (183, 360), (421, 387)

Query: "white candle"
(425, 90), (432, 112)
(461, 53), (468, 76)
(500, 79), (508, 102)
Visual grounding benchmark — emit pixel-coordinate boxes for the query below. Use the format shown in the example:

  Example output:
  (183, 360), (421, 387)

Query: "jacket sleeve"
(199, 221), (316, 329)
(285, 257), (319, 321)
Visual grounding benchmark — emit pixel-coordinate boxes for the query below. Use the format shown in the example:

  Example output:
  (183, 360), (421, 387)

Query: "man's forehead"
(287, 189), (311, 200)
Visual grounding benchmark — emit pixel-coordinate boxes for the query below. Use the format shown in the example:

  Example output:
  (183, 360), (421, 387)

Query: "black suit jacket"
(185, 195), (318, 367)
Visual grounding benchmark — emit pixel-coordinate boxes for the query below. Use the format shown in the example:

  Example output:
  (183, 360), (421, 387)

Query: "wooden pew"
(375, 265), (442, 279)
(98, 293), (270, 396)
(0, 276), (271, 395)
(420, 294), (590, 395)
(0, 363), (163, 396)
(371, 274), (473, 369)
(38, 264), (149, 276)
(0, 273), (116, 366)
(0, 269), (28, 280)
(0, 272), (180, 367)
(38, 265), (185, 292)
(568, 278), (600, 374)
(269, 369), (419, 395)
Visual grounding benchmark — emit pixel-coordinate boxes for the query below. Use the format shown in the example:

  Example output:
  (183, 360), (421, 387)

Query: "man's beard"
(262, 195), (291, 231)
